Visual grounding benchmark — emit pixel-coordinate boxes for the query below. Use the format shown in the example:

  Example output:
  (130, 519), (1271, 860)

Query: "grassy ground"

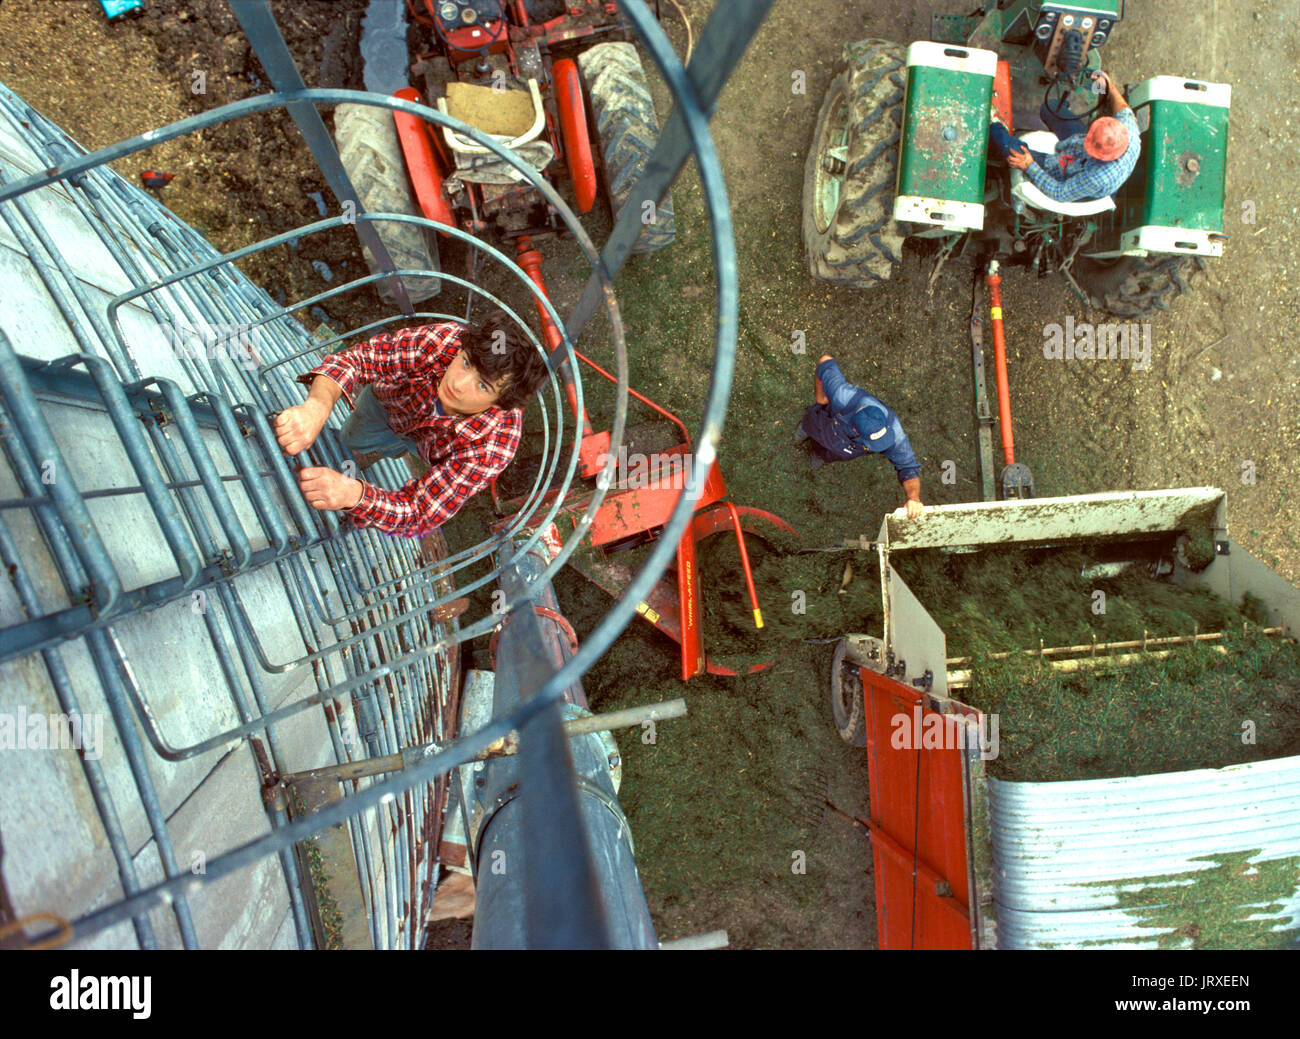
(962, 629), (1300, 782)
(438, 0), (1300, 942)
(3, 0), (1295, 952)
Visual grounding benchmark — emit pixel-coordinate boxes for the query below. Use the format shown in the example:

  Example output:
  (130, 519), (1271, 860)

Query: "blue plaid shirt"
(1024, 107), (1140, 203)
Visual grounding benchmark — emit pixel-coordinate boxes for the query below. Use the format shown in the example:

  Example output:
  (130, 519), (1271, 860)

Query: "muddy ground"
(0, 0), (382, 331)
(2, 0), (1296, 949)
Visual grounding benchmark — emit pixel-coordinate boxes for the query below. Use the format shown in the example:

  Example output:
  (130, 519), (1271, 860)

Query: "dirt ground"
(2, 0), (1296, 950)
(0, 0), (381, 331)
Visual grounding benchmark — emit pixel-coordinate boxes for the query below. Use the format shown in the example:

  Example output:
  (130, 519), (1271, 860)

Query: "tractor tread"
(1074, 253), (1208, 319)
(579, 41), (675, 254)
(845, 128), (901, 182)
(333, 103), (441, 302)
(804, 40), (908, 288)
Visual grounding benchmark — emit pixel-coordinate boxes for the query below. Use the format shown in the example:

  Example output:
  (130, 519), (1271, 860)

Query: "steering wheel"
(1043, 71), (1104, 124)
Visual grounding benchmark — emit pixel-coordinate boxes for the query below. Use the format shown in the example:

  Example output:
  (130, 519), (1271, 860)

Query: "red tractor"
(395, 0), (675, 253)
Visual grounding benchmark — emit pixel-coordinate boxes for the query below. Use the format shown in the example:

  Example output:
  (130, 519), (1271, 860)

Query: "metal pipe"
(564, 698), (687, 735)
(479, 538), (610, 948)
(724, 501), (764, 629)
(569, 346), (692, 446)
(0, 335), (124, 616)
(274, 697), (686, 781)
(516, 236), (589, 437)
(946, 644), (1231, 687)
(0, 0), (757, 946)
(0, 499), (159, 949)
(229, 0), (414, 315)
(945, 626), (1286, 666)
(473, 535), (657, 949)
(563, 0), (775, 343)
(0, 88), (457, 949)
(659, 929), (730, 950)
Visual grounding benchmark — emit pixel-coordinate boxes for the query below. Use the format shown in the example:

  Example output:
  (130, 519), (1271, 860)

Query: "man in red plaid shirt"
(273, 313), (548, 537)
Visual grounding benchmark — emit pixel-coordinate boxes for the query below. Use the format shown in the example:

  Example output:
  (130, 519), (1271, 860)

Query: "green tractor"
(803, 2), (1230, 317)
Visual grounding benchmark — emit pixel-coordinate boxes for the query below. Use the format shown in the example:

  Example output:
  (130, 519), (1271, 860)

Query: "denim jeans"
(340, 386), (421, 458)
(989, 104), (1090, 165)
(988, 122), (1051, 167)
(1038, 101), (1090, 142)
(799, 403), (868, 465)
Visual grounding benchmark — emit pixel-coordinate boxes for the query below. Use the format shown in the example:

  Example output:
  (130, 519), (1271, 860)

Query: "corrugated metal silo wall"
(987, 758), (1300, 949)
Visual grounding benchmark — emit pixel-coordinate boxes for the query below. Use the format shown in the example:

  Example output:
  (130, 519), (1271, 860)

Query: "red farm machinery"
(487, 341), (799, 682)
(394, 0), (676, 252)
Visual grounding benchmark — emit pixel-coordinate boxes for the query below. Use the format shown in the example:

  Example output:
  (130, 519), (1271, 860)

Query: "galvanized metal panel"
(1184, 539), (1300, 638)
(883, 563), (948, 696)
(986, 756), (1300, 949)
(878, 488), (1225, 553)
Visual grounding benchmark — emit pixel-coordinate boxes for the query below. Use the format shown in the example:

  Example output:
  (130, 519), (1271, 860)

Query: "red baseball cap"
(1085, 116), (1129, 161)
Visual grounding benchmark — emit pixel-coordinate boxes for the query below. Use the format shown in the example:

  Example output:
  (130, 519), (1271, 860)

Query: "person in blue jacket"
(797, 354), (925, 518)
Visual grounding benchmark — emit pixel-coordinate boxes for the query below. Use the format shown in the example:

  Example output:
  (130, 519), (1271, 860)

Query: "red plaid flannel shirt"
(298, 323), (521, 537)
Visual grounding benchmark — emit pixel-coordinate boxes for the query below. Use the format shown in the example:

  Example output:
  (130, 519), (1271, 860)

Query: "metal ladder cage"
(0, 0), (752, 949)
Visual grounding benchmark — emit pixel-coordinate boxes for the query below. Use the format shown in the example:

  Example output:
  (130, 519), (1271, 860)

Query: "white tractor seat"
(1009, 130), (1116, 218)
(435, 79), (554, 185)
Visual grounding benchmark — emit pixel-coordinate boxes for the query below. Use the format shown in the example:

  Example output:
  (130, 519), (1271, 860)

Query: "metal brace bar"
(228, 0), (414, 315)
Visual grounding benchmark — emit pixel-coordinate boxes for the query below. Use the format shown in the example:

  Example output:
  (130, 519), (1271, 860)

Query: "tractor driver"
(989, 70), (1139, 204)
(274, 313), (549, 537)
(796, 354), (924, 519)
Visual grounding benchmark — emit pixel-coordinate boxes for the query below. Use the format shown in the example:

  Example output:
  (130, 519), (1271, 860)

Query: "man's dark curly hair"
(459, 312), (550, 410)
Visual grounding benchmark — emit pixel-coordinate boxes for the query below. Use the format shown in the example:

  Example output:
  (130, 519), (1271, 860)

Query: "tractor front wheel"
(1073, 253), (1209, 319)
(803, 40), (908, 287)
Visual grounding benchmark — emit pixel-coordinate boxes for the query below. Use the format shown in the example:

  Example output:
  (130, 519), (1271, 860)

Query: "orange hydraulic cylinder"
(985, 271), (1016, 467)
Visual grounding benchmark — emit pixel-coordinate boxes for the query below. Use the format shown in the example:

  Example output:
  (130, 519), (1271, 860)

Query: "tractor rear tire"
(333, 103), (442, 303)
(803, 40), (907, 287)
(578, 42), (676, 254)
(831, 638), (867, 747)
(1073, 253), (1209, 319)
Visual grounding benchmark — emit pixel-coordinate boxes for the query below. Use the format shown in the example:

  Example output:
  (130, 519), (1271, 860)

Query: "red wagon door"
(860, 669), (985, 950)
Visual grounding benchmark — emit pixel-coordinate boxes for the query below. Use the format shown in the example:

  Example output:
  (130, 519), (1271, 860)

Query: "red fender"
(392, 87), (457, 230)
(993, 60), (1013, 131)
(552, 58), (597, 214)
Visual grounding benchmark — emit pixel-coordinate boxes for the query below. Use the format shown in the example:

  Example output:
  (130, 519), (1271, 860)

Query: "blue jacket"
(816, 358), (921, 483)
